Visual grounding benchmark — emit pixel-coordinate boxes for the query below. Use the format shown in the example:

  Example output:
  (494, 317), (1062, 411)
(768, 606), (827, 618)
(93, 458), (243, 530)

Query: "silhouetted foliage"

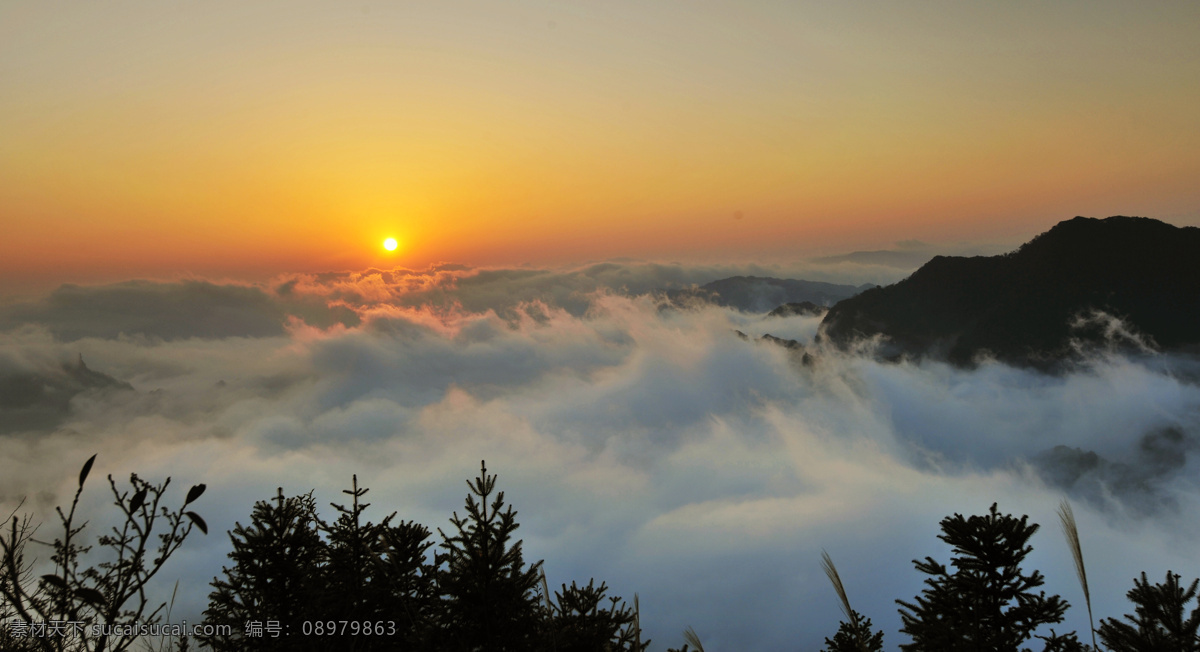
(196, 461), (645, 651)
(896, 503), (1072, 652)
(1098, 571), (1200, 652)
(200, 478), (437, 652)
(321, 475), (437, 650)
(540, 578), (648, 652)
(435, 460), (544, 651)
(822, 610), (884, 652)
(665, 625), (706, 652)
(1035, 630), (1090, 652)
(0, 454), (205, 652)
(368, 519), (438, 647)
(25, 459), (1174, 652)
(199, 489), (325, 652)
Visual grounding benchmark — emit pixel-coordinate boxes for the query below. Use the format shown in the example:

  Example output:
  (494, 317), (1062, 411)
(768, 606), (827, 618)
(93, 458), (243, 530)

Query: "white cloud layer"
(2, 268), (1198, 651)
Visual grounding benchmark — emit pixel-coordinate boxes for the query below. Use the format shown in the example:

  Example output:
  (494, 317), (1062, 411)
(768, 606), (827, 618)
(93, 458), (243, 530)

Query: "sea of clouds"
(2, 260), (1198, 651)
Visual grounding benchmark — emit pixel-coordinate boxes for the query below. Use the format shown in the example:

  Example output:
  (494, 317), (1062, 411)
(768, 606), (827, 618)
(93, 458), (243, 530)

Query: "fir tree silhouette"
(896, 503), (1077, 652)
(200, 488), (324, 652)
(435, 460), (543, 651)
(540, 577), (649, 651)
(822, 610), (884, 652)
(201, 479), (437, 651)
(321, 475), (436, 650)
(1098, 571), (1200, 651)
(371, 518), (438, 648)
(195, 464), (653, 651)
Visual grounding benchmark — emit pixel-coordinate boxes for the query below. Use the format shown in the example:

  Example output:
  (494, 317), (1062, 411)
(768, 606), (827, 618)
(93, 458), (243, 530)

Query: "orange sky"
(3, 1), (1199, 291)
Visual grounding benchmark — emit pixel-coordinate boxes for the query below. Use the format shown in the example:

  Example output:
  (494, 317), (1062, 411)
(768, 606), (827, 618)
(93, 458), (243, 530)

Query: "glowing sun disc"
(383, 238), (398, 251)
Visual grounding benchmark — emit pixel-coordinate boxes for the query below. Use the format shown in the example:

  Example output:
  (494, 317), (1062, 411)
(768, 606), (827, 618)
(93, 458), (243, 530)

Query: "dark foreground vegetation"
(3, 456), (1199, 651)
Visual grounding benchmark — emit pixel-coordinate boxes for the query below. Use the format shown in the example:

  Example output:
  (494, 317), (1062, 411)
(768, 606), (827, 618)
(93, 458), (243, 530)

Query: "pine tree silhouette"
(541, 577), (649, 651)
(822, 610), (884, 652)
(324, 476), (377, 618)
(435, 460), (543, 651)
(1098, 571), (1200, 651)
(896, 503), (1073, 652)
(321, 475), (436, 651)
(372, 518), (438, 648)
(200, 488), (324, 652)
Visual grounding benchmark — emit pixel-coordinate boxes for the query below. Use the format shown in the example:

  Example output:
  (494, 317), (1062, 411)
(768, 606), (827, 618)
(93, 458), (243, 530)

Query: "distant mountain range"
(667, 276), (873, 312)
(766, 301), (826, 318)
(818, 216), (1200, 366)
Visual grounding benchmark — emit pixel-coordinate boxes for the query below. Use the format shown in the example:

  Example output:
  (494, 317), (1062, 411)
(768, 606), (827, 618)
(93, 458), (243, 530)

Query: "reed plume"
(540, 568), (554, 613)
(821, 549), (868, 652)
(1058, 499), (1098, 651)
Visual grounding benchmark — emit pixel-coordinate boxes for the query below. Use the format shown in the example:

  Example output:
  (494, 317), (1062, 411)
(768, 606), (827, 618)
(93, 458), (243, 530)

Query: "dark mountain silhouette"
(1031, 426), (1193, 515)
(0, 354), (133, 432)
(767, 301), (826, 318)
(733, 330), (815, 367)
(819, 216), (1200, 366)
(668, 277), (872, 312)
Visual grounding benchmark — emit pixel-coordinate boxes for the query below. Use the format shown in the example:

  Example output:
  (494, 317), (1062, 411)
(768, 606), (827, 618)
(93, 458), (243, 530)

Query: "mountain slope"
(819, 216), (1200, 366)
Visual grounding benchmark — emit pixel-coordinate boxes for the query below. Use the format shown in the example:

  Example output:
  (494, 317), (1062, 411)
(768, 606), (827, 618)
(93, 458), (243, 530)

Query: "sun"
(383, 237), (398, 251)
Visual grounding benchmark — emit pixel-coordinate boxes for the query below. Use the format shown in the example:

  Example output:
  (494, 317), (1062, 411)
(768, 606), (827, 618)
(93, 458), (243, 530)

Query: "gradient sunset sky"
(3, 1), (1199, 289)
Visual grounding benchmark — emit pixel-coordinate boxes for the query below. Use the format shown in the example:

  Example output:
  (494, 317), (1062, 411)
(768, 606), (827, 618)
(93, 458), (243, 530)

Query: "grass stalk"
(1058, 499), (1098, 651)
(540, 568), (554, 614)
(821, 549), (867, 652)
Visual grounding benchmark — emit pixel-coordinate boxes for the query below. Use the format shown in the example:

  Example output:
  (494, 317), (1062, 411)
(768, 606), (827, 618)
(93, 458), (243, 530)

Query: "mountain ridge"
(818, 216), (1200, 366)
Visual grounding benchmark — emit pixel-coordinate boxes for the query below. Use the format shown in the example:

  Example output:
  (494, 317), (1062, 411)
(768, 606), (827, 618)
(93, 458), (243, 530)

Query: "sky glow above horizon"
(3, 0), (1200, 292)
